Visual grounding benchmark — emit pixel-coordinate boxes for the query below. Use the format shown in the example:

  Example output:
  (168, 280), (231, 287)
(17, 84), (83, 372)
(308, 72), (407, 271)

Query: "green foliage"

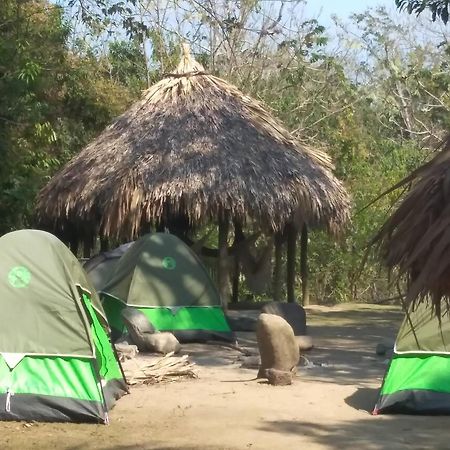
(0, 0), (138, 233)
(2, 0), (450, 306)
(396, 0), (450, 23)
(108, 40), (147, 94)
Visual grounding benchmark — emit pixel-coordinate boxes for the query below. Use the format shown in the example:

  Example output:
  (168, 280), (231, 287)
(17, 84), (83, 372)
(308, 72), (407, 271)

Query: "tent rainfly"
(374, 301), (450, 415)
(36, 43), (350, 306)
(0, 229), (127, 423)
(100, 233), (234, 343)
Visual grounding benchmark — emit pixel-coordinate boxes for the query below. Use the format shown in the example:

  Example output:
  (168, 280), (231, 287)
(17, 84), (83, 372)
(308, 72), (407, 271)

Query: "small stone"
(266, 368), (293, 386)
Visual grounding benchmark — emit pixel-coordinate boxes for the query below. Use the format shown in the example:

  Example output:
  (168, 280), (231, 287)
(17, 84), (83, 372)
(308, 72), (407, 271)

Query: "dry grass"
(373, 135), (450, 315)
(36, 44), (350, 243)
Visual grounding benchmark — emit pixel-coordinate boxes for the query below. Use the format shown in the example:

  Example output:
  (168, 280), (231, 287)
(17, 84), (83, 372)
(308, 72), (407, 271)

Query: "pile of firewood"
(122, 352), (198, 385)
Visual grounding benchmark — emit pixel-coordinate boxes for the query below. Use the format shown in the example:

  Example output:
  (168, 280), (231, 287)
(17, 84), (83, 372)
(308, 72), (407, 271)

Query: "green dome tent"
(101, 233), (234, 343)
(374, 302), (450, 414)
(0, 230), (127, 423)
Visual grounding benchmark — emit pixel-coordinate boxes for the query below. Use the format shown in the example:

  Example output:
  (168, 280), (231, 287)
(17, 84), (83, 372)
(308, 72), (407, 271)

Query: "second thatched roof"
(36, 44), (350, 240)
(373, 136), (450, 315)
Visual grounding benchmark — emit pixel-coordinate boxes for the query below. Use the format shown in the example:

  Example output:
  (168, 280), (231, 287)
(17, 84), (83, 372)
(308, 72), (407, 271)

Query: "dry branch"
(122, 352), (198, 385)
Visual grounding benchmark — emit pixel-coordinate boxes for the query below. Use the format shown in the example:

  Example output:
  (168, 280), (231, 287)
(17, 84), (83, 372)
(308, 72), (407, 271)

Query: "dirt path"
(2, 304), (450, 450)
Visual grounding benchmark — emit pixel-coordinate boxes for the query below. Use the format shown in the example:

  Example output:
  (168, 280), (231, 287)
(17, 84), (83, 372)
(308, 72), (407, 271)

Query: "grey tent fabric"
(84, 243), (134, 292)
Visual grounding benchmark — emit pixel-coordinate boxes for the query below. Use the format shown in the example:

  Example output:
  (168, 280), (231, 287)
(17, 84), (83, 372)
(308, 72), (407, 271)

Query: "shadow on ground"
(258, 415), (450, 450)
(345, 387), (379, 412)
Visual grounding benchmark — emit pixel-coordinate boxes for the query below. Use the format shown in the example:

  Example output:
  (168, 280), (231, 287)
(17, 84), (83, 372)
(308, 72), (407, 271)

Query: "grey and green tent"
(101, 233), (234, 343)
(84, 242), (133, 292)
(374, 302), (450, 415)
(0, 230), (127, 423)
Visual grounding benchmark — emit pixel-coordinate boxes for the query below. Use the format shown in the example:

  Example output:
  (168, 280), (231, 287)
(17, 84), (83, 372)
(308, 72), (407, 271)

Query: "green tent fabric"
(101, 233), (234, 343)
(374, 302), (450, 415)
(0, 230), (127, 423)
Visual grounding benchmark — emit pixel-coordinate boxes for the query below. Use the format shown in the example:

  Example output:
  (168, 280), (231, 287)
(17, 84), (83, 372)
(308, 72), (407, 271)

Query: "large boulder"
(144, 333), (181, 354)
(121, 307), (180, 354)
(121, 307), (156, 337)
(261, 301), (307, 335)
(256, 313), (299, 378)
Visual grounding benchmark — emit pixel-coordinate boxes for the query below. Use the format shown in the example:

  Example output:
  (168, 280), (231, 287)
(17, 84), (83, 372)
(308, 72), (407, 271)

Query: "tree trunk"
(273, 232), (284, 302)
(232, 254), (239, 304)
(100, 237), (109, 252)
(231, 221), (244, 304)
(83, 239), (91, 259)
(286, 223), (297, 303)
(301, 225), (310, 306)
(218, 212), (230, 311)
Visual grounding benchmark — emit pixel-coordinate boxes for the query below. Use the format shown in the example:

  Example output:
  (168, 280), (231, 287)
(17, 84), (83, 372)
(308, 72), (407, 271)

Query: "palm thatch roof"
(36, 44), (350, 242)
(373, 136), (450, 316)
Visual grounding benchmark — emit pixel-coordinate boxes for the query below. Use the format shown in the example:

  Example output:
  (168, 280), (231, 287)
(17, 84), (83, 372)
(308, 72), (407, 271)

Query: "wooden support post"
(218, 211), (230, 311)
(286, 223), (298, 303)
(232, 254), (239, 304)
(83, 239), (91, 259)
(273, 232), (284, 302)
(232, 221), (244, 304)
(301, 224), (310, 306)
(100, 236), (109, 252)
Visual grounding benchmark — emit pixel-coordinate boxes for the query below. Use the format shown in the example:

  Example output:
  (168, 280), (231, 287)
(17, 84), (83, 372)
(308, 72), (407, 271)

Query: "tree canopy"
(396, 0), (450, 23)
(2, 0), (450, 304)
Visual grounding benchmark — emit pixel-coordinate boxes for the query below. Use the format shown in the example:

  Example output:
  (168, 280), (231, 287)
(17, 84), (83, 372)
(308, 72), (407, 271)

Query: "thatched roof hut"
(373, 136), (450, 316)
(36, 44), (349, 244)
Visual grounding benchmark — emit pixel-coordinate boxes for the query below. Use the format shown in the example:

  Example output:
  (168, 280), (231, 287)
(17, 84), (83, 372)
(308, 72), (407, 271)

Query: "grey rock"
(261, 301), (307, 335)
(121, 307), (156, 335)
(256, 313), (299, 378)
(265, 368), (293, 386)
(143, 332), (181, 355)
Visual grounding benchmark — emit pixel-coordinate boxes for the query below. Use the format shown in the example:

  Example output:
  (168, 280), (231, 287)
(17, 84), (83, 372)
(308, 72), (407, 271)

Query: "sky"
(304, 0), (396, 23)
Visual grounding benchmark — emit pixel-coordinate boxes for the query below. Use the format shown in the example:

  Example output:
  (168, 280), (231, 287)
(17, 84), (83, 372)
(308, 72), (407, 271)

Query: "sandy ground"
(2, 303), (450, 450)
